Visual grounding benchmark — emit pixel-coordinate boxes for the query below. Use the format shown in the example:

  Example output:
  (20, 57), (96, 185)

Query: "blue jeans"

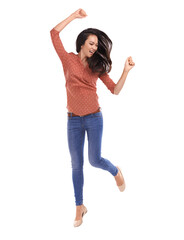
(67, 109), (118, 206)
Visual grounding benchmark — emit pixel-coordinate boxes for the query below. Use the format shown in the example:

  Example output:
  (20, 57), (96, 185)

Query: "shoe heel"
(73, 206), (88, 227)
(117, 166), (126, 192)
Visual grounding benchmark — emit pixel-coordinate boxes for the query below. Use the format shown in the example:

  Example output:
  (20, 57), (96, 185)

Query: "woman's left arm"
(114, 56), (135, 95)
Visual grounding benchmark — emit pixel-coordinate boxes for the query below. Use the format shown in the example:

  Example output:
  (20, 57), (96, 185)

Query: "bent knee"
(89, 157), (101, 168)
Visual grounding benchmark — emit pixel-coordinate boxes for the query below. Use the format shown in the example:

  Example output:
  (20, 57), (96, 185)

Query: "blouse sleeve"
(99, 72), (116, 94)
(50, 28), (69, 65)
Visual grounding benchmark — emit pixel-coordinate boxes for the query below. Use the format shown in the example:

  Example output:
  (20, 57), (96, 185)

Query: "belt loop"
(71, 112), (73, 117)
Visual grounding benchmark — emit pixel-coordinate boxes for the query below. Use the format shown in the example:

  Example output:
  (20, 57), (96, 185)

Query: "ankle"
(76, 204), (84, 209)
(76, 205), (85, 214)
(114, 170), (120, 180)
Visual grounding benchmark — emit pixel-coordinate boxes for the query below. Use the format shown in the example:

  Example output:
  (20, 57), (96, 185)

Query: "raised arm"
(99, 57), (135, 95)
(51, 8), (87, 33)
(50, 9), (87, 64)
(114, 57), (135, 95)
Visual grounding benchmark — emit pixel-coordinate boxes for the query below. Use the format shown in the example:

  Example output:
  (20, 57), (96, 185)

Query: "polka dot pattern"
(50, 28), (116, 116)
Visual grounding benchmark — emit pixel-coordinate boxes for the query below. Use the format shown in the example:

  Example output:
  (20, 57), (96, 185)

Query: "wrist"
(123, 68), (129, 74)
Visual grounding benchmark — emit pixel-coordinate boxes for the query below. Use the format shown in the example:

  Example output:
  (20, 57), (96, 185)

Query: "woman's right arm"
(51, 9), (87, 33)
(50, 9), (87, 63)
(52, 14), (75, 33)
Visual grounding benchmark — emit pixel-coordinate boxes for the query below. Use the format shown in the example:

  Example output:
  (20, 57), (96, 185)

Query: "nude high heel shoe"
(116, 166), (126, 192)
(73, 206), (88, 227)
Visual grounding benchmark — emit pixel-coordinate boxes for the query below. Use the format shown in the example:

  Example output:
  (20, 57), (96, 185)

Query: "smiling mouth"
(89, 50), (95, 54)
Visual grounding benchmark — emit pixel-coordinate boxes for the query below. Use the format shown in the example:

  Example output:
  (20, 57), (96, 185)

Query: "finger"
(81, 9), (87, 16)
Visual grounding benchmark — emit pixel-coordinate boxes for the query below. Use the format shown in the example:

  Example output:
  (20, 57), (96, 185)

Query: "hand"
(72, 8), (87, 19)
(124, 56), (135, 72)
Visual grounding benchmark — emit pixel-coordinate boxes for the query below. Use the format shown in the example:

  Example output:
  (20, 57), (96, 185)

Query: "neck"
(78, 52), (87, 63)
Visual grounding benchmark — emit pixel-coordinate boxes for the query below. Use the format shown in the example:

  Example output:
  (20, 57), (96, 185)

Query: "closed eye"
(89, 42), (98, 47)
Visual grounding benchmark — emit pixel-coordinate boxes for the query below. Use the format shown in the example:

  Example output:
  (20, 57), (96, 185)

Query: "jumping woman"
(50, 8), (135, 227)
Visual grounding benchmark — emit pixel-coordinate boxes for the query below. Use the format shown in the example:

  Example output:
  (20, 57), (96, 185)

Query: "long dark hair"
(76, 28), (112, 76)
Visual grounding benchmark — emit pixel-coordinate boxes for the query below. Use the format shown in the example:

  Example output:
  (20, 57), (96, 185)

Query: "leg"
(67, 116), (85, 206)
(86, 112), (118, 176)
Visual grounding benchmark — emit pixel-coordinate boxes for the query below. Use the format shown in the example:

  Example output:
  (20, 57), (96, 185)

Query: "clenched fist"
(72, 8), (87, 19)
(124, 56), (135, 72)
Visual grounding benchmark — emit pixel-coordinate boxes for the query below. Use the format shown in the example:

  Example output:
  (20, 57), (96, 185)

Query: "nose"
(93, 46), (98, 51)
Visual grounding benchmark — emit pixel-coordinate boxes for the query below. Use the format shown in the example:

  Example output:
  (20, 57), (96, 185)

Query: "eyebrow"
(89, 41), (98, 45)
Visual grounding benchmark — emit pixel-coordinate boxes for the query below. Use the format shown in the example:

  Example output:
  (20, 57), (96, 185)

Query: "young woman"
(50, 8), (135, 227)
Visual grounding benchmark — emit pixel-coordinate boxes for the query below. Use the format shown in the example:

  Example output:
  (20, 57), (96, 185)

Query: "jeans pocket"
(93, 111), (103, 117)
(67, 116), (78, 120)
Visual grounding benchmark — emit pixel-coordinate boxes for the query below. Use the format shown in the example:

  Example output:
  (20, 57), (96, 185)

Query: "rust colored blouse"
(50, 28), (116, 116)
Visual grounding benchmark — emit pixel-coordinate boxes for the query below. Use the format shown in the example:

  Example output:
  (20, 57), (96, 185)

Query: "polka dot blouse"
(50, 28), (116, 116)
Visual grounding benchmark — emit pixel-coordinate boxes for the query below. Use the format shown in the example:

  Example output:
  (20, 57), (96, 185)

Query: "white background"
(0, 0), (184, 239)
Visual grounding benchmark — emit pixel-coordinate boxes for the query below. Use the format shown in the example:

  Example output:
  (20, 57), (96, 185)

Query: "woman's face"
(81, 34), (98, 58)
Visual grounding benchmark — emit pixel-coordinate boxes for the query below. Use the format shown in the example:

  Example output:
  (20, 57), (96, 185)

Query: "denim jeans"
(67, 109), (118, 206)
